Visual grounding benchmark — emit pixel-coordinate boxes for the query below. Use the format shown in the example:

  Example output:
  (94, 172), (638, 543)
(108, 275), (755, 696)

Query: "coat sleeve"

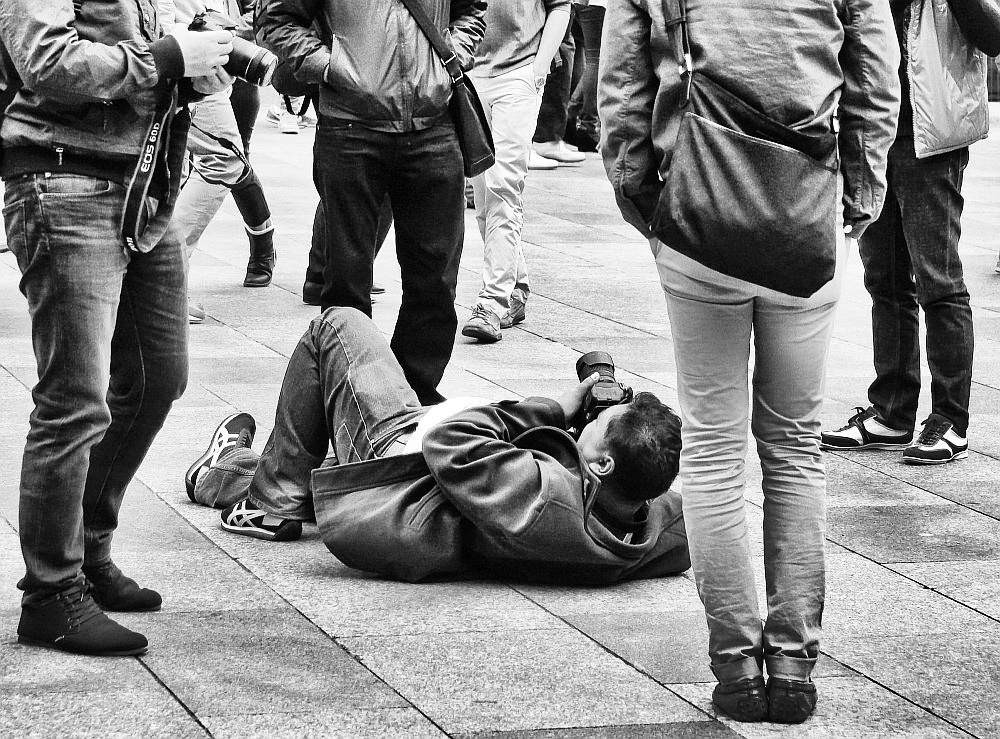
(948, 0), (1000, 56)
(447, 0), (487, 71)
(598, 0), (662, 237)
(420, 398), (571, 537)
(0, 0), (182, 101)
(837, 0), (901, 236)
(256, 0), (331, 85)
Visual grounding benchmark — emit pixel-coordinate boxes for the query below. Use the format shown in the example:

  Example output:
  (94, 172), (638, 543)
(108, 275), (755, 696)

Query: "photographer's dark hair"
(603, 392), (681, 501)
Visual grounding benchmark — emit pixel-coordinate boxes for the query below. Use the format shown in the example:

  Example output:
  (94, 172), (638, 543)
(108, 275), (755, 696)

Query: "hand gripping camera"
(569, 351), (634, 436)
(188, 10), (278, 87)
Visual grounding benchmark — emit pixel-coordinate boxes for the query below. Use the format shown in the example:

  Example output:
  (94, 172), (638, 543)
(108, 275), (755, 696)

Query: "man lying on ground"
(184, 307), (689, 584)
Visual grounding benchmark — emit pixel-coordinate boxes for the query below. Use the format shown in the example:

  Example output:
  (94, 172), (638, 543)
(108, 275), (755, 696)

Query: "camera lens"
(225, 38), (278, 87)
(575, 350), (616, 383)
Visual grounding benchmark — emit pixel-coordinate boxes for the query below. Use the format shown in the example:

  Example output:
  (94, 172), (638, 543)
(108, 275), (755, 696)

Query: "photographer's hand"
(556, 373), (600, 426)
(171, 29), (233, 78)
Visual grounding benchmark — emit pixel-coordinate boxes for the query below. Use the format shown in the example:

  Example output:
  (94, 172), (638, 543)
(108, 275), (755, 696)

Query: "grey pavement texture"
(3, 96), (1000, 737)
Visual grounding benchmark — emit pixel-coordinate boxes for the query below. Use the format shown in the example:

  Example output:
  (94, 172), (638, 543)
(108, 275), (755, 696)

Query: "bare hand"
(556, 373), (600, 424)
(191, 66), (237, 95)
(172, 29), (233, 78)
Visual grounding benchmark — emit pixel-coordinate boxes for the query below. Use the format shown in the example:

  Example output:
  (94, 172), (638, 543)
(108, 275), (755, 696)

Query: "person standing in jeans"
(822, 0), (1000, 465)
(600, 0), (899, 723)
(0, 0), (234, 655)
(257, 0), (486, 405)
(461, 0), (571, 343)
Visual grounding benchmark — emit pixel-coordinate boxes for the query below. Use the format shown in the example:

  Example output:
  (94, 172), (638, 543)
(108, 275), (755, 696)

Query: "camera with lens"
(188, 10), (278, 87)
(569, 351), (634, 436)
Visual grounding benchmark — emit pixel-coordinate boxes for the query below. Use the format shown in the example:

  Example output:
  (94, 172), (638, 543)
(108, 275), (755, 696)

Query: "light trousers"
(653, 239), (836, 683)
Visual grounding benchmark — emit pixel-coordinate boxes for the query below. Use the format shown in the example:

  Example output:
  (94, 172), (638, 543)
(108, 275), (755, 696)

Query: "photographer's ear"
(588, 455), (615, 478)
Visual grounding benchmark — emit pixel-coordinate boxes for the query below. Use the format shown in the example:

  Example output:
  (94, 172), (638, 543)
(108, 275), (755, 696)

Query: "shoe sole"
(902, 450), (968, 465)
(17, 635), (148, 657)
(185, 413), (256, 502)
(462, 326), (502, 343)
(820, 441), (910, 451)
(220, 519), (301, 542)
(500, 314), (525, 330)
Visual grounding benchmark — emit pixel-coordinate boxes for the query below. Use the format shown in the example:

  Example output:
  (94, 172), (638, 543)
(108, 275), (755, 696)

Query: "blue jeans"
(312, 119), (465, 405)
(653, 240), (835, 683)
(860, 136), (973, 436)
(3, 173), (188, 604)
(196, 308), (425, 518)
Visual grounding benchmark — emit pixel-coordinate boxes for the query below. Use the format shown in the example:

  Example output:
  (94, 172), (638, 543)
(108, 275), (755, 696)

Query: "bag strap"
(662, 0), (693, 105)
(396, 0), (464, 83)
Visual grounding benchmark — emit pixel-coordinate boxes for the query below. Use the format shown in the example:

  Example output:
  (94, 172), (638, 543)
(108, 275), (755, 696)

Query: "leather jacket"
(599, 0), (901, 238)
(0, 0), (185, 162)
(257, 0), (487, 132)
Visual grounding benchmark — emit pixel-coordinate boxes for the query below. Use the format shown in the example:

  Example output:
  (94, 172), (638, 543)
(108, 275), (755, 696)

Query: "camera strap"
(120, 83), (188, 252)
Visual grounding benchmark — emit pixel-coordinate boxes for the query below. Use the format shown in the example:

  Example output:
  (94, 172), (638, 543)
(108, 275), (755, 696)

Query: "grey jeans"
(653, 239), (836, 683)
(196, 307), (425, 518)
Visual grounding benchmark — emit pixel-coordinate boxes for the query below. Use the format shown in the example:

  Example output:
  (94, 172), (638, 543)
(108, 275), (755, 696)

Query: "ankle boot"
(243, 226), (275, 287)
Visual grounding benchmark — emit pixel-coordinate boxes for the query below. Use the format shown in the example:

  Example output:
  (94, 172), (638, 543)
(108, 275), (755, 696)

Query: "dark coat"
(312, 398), (690, 584)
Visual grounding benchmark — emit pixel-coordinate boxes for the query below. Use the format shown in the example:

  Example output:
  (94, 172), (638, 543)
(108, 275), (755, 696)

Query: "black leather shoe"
(83, 561), (162, 612)
(712, 676), (768, 722)
(18, 584), (148, 656)
(243, 228), (275, 287)
(767, 677), (817, 723)
(302, 279), (322, 306)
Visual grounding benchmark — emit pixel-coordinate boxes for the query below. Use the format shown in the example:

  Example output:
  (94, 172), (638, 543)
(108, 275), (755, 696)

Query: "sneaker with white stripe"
(221, 498), (302, 542)
(902, 414), (968, 465)
(184, 413), (256, 502)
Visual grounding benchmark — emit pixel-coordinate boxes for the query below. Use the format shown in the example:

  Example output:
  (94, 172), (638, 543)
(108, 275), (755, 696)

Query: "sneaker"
(185, 413), (257, 502)
(264, 104), (282, 127)
(820, 407), (913, 450)
(18, 584), (148, 656)
(712, 676), (768, 722)
(188, 301), (206, 324)
(528, 151), (559, 170)
(902, 414), (968, 465)
(533, 140), (586, 164)
(221, 497), (302, 542)
(767, 677), (818, 724)
(83, 560), (161, 612)
(462, 304), (502, 343)
(500, 290), (527, 329)
(278, 109), (300, 134)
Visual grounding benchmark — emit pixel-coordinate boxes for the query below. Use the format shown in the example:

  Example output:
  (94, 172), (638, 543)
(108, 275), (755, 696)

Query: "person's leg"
(750, 298), (836, 683)
(663, 288), (762, 683)
(82, 219), (189, 571)
(229, 79), (260, 157)
(533, 11), (576, 145)
(313, 121), (390, 314)
(572, 5), (604, 151)
(860, 142), (921, 433)
(246, 308), (424, 519)
(387, 123), (465, 404)
(892, 141), (973, 437)
(468, 67), (537, 327)
(6, 174), (130, 603)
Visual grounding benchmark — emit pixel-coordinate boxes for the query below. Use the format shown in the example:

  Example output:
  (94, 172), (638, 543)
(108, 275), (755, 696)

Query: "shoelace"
(916, 419), (949, 446)
(834, 406), (867, 432)
(472, 305), (493, 321)
(61, 586), (104, 631)
(235, 429), (253, 449)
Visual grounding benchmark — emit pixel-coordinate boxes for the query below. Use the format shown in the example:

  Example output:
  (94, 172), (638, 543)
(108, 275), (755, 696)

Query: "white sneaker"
(188, 301), (206, 325)
(533, 140), (585, 164)
(278, 109), (300, 134)
(528, 151), (558, 170)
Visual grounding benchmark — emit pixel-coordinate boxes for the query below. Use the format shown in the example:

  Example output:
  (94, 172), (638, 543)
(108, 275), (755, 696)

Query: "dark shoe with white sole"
(902, 414), (968, 465)
(221, 497), (302, 542)
(821, 406), (912, 450)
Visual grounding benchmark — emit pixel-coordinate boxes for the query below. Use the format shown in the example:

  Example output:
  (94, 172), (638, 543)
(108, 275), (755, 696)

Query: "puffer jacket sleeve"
(598, 0), (662, 237)
(0, 0), (179, 100)
(421, 398), (571, 537)
(256, 0), (330, 85)
(838, 0), (901, 236)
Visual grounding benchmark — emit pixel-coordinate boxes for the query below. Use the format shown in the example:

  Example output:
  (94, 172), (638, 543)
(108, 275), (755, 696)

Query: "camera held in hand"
(569, 351), (634, 436)
(189, 10), (278, 87)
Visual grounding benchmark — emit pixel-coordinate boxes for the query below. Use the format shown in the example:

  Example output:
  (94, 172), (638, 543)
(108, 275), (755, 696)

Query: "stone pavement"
(2, 97), (1000, 737)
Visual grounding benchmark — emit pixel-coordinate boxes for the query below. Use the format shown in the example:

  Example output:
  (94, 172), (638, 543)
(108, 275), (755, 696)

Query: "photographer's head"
(576, 392), (682, 503)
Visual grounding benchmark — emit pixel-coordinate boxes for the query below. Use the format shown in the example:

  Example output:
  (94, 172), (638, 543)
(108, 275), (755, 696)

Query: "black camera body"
(188, 10), (277, 87)
(569, 351), (634, 435)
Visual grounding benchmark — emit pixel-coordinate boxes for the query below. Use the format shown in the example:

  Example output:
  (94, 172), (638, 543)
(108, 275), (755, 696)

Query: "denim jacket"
(311, 398), (690, 584)
(599, 0), (901, 238)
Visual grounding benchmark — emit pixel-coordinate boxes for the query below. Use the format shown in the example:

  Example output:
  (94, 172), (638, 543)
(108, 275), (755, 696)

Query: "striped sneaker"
(821, 407), (912, 450)
(221, 498), (302, 542)
(902, 414), (968, 465)
(185, 413), (256, 502)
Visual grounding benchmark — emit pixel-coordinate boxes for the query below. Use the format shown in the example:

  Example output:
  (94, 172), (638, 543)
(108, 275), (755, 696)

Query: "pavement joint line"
(135, 655), (213, 737)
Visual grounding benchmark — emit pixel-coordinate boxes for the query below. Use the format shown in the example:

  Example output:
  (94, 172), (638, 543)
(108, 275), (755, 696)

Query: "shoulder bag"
(655, 0), (838, 298)
(397, 0), (495, 177)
